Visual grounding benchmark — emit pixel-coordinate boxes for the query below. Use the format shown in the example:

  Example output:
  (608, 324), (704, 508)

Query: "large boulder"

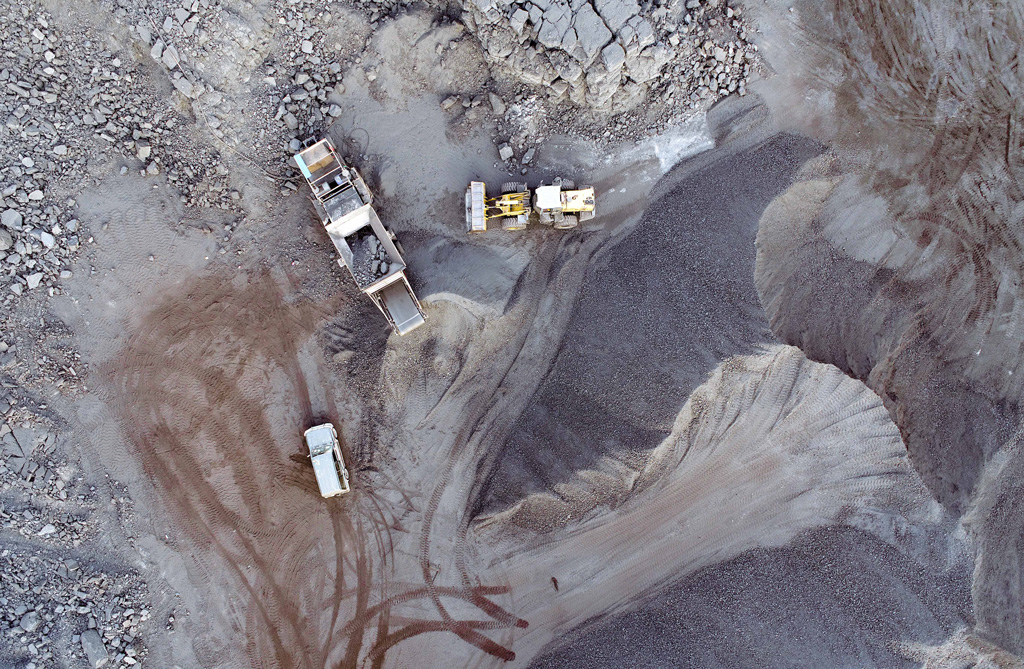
(572, 3), (613, 62)
(594, 0), (640, 32)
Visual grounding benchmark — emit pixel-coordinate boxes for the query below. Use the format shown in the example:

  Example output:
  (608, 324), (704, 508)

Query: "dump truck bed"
(324, 205), (406, 291)
(295, 137), (426, 335)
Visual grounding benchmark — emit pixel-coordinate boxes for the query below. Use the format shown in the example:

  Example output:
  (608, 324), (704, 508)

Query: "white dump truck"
(294, 139), (426, 335)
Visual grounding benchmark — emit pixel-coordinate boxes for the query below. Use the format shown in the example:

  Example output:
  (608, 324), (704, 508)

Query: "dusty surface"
(2, 0), (1024, 666)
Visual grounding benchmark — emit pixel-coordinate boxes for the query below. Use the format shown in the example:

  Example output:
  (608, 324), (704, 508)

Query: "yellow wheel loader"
(465, 181), (530, 232)
(532, 178), (596, 230)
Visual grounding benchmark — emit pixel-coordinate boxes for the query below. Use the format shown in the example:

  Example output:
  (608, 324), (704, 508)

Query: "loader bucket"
(466, 181), (487, 233)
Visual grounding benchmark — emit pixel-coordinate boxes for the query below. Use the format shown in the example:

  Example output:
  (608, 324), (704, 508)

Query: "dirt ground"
(3, 0), (1024, 666)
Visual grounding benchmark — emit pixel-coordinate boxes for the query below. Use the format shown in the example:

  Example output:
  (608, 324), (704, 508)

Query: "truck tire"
(502, 181), (527, 194)
(554, 214), (578, 230)
(559, 179), (575, 191)
(502, 217), (526, 231)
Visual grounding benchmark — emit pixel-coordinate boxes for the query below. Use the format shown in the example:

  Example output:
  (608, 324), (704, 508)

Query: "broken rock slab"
(594, 0), (640, 33)
(572, 4), (613, 62)
(489, 92), (506, 116)
(81, 629), (109, 668)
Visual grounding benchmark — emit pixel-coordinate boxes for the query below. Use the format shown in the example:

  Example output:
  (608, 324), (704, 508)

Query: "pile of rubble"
(0, 545), (150, 668)
(348, 232), (390, 286)
(106, 0), (376, 192)
(0, 4), (235, 304)
(0, 420), (151, 668)
(459, 0), (757, 133)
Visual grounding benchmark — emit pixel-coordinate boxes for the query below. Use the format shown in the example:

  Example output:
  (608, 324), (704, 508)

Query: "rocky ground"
(1, 0), (1023, 666)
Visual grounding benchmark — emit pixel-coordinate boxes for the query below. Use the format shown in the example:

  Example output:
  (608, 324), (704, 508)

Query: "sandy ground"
(3, 0), (1024, 666)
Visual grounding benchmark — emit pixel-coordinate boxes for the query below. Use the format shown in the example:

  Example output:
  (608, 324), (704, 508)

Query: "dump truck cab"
(294, 138), (426, 335)
(304, 423), (350, 498)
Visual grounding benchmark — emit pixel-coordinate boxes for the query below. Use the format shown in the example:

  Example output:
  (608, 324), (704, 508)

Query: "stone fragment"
(25, 273), (43, 290)
(162, 44), (180, 69)
(573, 4), (613, 61)
(172, 76), (194, 97)
(34, 229), (55, 248)
(498, 144), (514, 161)
(1, 210), (20, 230)
(510, 8), (529, 33)
(0, 229), (11, 251)
(19, 611), (40, 632)
(601, 41), (626, 71)
(488, 92), (506, 116)
(81, 629), (109, 668)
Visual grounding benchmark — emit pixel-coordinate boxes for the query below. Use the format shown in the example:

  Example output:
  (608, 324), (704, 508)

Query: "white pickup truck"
(294, 139), (426, 335)
(303, 423), (350, 498)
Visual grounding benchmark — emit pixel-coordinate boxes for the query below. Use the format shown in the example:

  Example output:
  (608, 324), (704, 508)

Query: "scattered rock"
(489, 92), (506, 116)
(81, 629), (109, 668)
(2, 210), (23, 230)
(19, 611), (41, 633)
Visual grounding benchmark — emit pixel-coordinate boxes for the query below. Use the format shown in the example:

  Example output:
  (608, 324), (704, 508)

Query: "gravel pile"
(102, 0), (380, 193)
(0, 545), (150, 668)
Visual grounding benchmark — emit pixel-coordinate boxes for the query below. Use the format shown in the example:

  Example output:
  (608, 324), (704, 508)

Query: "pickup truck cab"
(303, 423), (351, 497)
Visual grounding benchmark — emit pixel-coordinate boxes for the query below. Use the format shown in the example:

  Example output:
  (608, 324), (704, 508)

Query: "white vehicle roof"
(534, 185), (563, 210)
(304, 424), (350, 497)
(304, 424), (336, 454)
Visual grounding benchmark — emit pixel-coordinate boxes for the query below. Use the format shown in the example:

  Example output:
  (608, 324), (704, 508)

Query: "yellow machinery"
(465, 181), (530, 232)
(533, 178), (596, 230)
